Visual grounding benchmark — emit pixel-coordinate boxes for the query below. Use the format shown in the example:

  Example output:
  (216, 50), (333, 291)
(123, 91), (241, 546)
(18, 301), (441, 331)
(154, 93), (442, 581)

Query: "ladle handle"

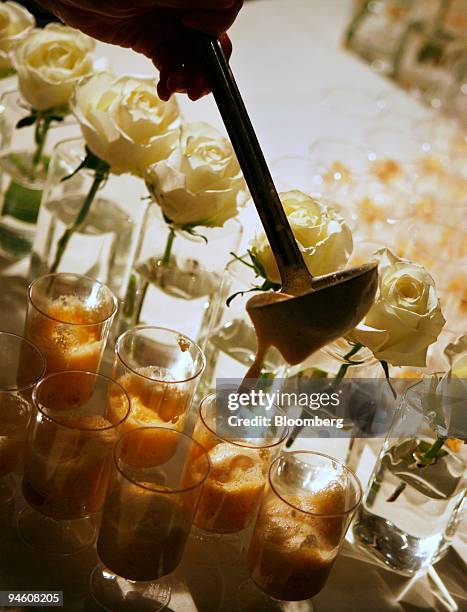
(190, 30), (312, 294)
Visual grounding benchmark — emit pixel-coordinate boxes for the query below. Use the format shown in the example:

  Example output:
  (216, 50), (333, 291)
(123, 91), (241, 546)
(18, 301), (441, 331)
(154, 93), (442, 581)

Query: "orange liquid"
(247, 484), (346, 601)
(192, 441), (269, 533)
(23, 415), (118, 519)
(97, 487), (191, 581)
(25, 296), (107, 375)
(108, 370), (190, 466)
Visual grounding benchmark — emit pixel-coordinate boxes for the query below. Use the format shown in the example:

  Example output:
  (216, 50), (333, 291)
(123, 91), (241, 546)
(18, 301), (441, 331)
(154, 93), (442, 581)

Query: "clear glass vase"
(353, 380), (466, 576)
(117, 204), (243, 345)
(393, 22), (466, 107)
(284, 338), (388, 468)
(0, 90), (79, 260)
(344, 0), (417, 74)
(196, 258), (285, 401)
(29, 137), (148, 302)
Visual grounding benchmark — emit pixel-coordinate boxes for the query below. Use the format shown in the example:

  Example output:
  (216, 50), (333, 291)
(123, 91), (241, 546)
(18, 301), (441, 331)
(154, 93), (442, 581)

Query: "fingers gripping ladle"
(191, 32), (378, 369)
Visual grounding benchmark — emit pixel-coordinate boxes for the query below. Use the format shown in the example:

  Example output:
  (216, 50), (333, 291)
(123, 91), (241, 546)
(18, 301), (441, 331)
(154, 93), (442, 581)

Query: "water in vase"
(353, 438), (465, 575)
(121, 255), (223, 345)
(0, 151), (46, 259)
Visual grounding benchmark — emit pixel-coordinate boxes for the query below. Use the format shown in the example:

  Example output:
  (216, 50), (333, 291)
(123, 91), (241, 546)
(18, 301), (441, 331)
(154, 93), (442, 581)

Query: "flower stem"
(380, 360), (397, 399)
(419, 435), (447, 464)
(135, 280), (149, 325)
(387, 482), (406, 502)
(50, 167), (106, 273)
(286, 342), (364, 448)
(343, 0), (371, 47)
(336, 342), (364, 379)
(32, 114), (51, 172)
(386, 435), (448, 502)
(130, 225), (186, 325)
(162, 227), (176, 267)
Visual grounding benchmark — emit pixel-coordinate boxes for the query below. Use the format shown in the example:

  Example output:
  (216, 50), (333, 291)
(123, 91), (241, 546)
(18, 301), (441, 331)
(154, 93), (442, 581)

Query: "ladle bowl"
(247, 263), (378, 365)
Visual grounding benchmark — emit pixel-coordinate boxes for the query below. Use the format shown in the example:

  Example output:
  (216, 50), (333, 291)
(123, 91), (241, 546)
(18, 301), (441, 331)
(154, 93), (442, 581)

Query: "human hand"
(36, 0), (243, 100)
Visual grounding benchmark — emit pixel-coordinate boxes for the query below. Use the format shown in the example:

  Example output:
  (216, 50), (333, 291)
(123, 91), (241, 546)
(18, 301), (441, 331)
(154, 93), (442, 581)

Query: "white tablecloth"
(0, 1), (465, 610)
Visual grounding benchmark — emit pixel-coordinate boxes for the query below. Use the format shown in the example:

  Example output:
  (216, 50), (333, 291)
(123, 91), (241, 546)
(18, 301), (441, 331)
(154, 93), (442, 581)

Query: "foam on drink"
(247, 481), (346, 601)
(25, 295), (107, 374)
(193, 442), (269, 533)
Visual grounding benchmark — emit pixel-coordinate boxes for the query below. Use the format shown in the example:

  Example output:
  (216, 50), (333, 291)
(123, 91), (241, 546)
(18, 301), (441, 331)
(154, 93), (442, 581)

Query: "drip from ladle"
(191, 32), (378, 370)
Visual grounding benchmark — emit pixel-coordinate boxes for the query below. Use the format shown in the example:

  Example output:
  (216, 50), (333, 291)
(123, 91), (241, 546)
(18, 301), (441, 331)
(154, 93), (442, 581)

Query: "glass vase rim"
(149, 204), (243, 243)
(401, 375), (461, 410)
(269, 450), (363, 518)
(32, 370), (131, 432)
(0, 90), (75, 126)
(28, 272), (118, 327)
(53, 136), (99, 176)
(0, 88), (29, 111)
(199, 392), (289, 450)
(115, 325), (206, 384)
(0, 331), (46, 393)
(322, 339), (377, 366)
(308, 137), (370, 169)
(113, 426), (211, 495)
(225, 255), (272, 287)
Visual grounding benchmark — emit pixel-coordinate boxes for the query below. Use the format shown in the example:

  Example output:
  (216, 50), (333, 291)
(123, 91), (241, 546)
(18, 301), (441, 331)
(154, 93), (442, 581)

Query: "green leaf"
(226, 279), (280, 307)
(229, 251), (256, 270)
(226, 289), (252, 307)
(226, 250), (280, 306)
(247, 248), (268, 279)
(16, 115), (37, 129)
(61, 146), (110, 182)
(33, 104), (69, 122)
(416, 440), (448, 459)
(48, 115), (65, 123)
(182, 226), (208, 244)
(380, 360), (397, 399)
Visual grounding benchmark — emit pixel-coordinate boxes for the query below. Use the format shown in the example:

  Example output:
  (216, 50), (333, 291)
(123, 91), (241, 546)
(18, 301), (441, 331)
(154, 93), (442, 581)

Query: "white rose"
(350, 248), (445, 367)
(0, 1), (34, 75)
(145, 122), (246, 227)
(250, 190), (353, 283)
(421, 335), (467, 440)
(445, 335), (467, 378)
(13, 23), (94, 111)
(72, 73), (180, 175)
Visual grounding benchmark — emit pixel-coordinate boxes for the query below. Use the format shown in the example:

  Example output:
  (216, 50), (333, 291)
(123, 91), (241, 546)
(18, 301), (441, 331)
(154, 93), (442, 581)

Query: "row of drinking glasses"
(0, 271), (363, 610)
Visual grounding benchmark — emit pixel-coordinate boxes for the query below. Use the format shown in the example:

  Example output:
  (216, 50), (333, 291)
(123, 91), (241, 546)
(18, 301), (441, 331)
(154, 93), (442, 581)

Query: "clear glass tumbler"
(112, 326), (206, 439)
(24, 272), (117, 376)
(191, 392), (288, 536)
(0, 331), (45, 504)
(90, 427), (210, 611)
(18, 370), (130, 554)
(244, 451), (362, 606)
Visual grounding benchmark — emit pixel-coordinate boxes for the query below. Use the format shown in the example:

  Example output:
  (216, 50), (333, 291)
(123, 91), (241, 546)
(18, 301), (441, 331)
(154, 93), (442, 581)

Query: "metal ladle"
(192, 33), (378, 366)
